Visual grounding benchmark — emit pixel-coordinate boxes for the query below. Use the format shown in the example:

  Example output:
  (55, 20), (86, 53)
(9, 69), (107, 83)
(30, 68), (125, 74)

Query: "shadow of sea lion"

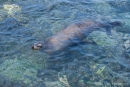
(32, 20), (123, 55)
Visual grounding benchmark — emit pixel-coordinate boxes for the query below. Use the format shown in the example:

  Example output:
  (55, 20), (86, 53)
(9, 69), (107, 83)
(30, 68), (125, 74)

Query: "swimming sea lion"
(32, 20), (122, 54)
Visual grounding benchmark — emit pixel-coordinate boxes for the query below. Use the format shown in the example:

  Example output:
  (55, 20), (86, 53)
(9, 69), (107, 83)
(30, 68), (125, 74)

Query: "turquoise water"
(0, 0), (130, 87)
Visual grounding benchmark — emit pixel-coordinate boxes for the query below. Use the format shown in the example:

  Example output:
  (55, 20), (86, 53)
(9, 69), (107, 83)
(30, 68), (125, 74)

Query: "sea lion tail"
(107, 21), (124, 34)
(98, 21), (124, 28)
(99, 21), (124, 35)
(108, 21), (124, 27)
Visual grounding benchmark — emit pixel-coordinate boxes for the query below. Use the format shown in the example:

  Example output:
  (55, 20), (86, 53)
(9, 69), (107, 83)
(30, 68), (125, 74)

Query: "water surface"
(0, 0), (130, 87)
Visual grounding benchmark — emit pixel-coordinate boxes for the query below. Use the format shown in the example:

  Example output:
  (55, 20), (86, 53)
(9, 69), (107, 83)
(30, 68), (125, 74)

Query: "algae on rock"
(87, 31), (119, 47)
(0, 58), (42, 84)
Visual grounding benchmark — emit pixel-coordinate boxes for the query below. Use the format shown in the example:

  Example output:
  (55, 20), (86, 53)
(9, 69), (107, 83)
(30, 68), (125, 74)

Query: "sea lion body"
(32, 20), (122, 54)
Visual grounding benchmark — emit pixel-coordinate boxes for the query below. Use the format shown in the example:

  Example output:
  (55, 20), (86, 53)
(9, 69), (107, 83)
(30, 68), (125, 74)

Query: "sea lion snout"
(32, 42), (43, 50)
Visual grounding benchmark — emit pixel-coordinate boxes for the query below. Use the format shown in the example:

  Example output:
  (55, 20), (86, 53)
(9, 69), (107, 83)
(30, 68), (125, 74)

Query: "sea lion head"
(32, 41), (44, 50)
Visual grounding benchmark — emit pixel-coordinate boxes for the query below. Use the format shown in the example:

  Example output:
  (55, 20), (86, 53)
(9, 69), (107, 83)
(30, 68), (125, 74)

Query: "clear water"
(0, 0), (130, 87)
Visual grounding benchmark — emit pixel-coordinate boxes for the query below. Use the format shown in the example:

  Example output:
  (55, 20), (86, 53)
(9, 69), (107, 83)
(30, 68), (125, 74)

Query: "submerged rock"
(87, 31), (118, 47)
(0, 58), (42, 85)
(3, 4), (21, 15)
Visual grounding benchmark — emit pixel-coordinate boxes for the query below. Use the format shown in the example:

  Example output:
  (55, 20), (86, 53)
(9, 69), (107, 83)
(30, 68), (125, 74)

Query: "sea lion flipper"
(109, 21), (123, 27)
(106, 21), (124, 36)
(99, 21), (123, 36)
(106, 28), (112, 36)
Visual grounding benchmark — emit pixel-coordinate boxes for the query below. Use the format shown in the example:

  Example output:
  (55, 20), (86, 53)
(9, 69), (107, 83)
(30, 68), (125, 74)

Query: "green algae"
(0, 58), (41, 84)
(94, 1), (112, 15)
(96, 66), (106, 74)
(88, 31), (118, 47)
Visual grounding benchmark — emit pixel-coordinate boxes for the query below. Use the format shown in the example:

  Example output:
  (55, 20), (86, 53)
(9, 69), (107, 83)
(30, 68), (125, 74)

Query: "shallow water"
(0, 0), (130, 87)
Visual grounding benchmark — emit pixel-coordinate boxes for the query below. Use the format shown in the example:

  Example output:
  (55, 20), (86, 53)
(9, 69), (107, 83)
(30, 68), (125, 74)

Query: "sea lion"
(32, 20), (122, 54)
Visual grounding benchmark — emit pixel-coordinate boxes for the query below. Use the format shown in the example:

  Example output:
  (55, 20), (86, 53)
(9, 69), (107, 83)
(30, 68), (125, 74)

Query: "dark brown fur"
(32, 20), (122, 54)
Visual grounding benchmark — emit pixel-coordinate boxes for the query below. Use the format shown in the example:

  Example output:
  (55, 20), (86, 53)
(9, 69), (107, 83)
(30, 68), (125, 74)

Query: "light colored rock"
(58, 74), (70, 87)
(3, 4), (21, 15)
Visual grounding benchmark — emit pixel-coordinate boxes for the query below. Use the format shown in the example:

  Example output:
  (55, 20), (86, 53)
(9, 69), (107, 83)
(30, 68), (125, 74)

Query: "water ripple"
(0, 0), (130, 87)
